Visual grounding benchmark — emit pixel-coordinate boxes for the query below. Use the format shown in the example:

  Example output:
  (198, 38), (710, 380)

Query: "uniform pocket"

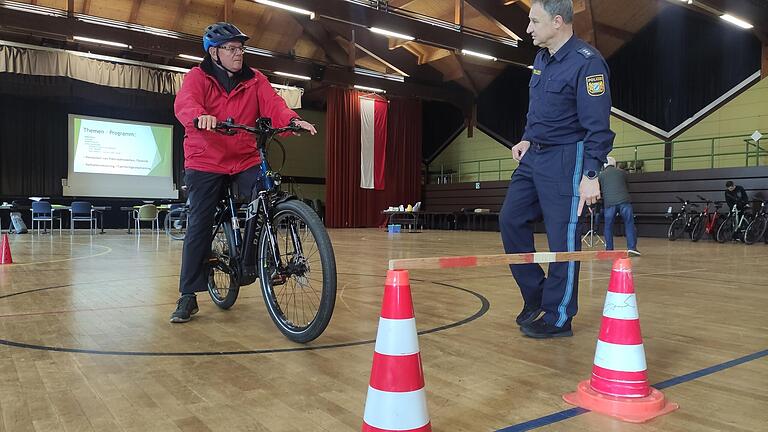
(543, 79), (572, 119)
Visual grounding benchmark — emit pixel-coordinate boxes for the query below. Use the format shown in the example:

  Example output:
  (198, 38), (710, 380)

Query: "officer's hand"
(291, 119), (317, 135)
(196, 115), (218, 131)
(511, 140), (531, 161)
(578, 177), (601, 216)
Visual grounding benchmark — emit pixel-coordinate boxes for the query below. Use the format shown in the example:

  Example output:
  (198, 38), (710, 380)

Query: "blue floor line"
(496, 348), (768, 432)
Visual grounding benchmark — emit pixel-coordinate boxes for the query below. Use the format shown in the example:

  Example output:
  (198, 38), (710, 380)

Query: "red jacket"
(174, 58), (298, 174)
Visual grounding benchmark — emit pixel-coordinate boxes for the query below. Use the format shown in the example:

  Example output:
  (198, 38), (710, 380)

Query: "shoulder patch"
(586, 74), (605, 96)
(577, 47), (594, 58)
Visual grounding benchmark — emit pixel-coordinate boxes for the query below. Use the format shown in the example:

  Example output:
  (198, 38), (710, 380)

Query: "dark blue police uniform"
(500, 35), (614, 328)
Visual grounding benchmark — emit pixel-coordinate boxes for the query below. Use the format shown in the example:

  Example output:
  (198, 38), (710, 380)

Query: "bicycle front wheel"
(691, 217), (705, 242)
(716, 217), (736, 243)
(258, 199), (336, 343)
(164, 208), (188, 240)
(743, 216), (767, 245)
(208, 221), (240, 309)
(668, 217), (685, 241)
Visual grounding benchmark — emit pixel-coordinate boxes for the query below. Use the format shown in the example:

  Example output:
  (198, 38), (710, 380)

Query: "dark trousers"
(499, 143), (584, 327)
(179, 165), (263, 295)
(603, 202), (637, 250)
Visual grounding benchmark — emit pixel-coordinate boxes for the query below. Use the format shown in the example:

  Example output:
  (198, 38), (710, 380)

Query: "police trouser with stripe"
(500, 142), (584, 327)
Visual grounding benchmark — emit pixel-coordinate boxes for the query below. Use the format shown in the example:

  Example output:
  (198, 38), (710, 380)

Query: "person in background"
(599, 156), (639, 255)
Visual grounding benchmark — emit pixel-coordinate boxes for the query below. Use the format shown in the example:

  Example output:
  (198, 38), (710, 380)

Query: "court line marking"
(496, 348), (768, 431)
(0, 241), (112, 267)
(0, 278), (490, 356)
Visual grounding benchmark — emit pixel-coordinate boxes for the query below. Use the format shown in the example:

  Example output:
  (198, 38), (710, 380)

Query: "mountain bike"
(667, 196), (699, 241)
(716, 203), (752, 243)
(198, 117), (337, 343)
(743, 200), (767, 245)
(690, 195), (723, 242)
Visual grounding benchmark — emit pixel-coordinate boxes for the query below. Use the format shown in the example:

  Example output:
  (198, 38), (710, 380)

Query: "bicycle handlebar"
(193, 117), (305, 136)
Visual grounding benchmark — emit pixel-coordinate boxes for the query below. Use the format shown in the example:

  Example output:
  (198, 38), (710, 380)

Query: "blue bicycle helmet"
(203, 22), (249, 52)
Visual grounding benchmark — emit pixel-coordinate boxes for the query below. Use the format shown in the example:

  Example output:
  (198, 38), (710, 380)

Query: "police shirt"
(522, 35), (615, 174)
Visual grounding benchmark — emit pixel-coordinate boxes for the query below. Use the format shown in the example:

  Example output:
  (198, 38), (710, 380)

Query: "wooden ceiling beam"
(464, 0), (528, 41)
(281, 0), (536, 65)
(219, 0), (236, 22)
(128, 0), (143, 23)
(321, 20), (444, 81)
(0, 8), (474, 111)
(295, 19), (349, 66)
(170, 0), (192, 30)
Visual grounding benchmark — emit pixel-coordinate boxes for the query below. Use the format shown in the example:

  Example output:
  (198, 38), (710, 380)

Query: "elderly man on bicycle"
(172, 22), (316, 323)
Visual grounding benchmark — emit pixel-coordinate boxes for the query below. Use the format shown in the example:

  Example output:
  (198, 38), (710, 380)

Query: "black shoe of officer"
(520, 318), (573, 338)
(516, 303), (542, 326)
(170, 294), (199, 323)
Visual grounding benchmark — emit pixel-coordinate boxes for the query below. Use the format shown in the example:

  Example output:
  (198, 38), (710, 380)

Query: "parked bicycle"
(716, 203), (752, 243)
(199, 117), (337, 343)
(667, 196), (699, 241)
(743, 200), (767, 245)
(690, 195), (724, 242)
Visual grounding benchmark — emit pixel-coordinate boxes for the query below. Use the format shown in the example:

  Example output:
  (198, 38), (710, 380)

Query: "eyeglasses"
(217, 46), (245, 54)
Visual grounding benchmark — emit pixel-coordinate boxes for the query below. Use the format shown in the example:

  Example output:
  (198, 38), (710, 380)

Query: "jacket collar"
(200, 55), (255, 83)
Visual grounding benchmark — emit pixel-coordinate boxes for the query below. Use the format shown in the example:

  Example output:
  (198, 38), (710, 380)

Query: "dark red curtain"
(326, 87), (422, 228)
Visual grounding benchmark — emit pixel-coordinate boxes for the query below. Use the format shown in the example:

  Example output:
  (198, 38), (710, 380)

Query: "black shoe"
(520, 318), (573, 338)
(628, 249), (641, 256)
(516, 304), (542, 326)
(170, 294), (199, 323)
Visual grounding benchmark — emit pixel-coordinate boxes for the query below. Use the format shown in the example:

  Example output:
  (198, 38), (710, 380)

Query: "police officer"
(499, 0), (614, 338)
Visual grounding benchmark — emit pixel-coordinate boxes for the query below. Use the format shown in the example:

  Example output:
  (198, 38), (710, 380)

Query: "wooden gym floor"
(0, 229), (765, 431)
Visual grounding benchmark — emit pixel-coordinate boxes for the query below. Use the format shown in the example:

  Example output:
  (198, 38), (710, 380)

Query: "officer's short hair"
(532, 0), (574, 24)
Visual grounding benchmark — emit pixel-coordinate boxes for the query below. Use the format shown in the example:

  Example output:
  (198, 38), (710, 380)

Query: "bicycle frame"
(207, 117), (304, 283)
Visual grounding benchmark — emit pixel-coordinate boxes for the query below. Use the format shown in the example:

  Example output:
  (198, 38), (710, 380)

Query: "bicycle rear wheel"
(743, 216), (767, 245)
(716, 217), (736, 243)
(667, 217), (685, 241)
(258, 199), (336, 343)
(164, 208), (188, 240)
(207, 221), (240, 309)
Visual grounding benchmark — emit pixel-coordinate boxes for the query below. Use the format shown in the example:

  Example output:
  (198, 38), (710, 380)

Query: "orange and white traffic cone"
(0, 234), (12, 265)
(563, 258), (678, 423)
(362, 270), (431, 432)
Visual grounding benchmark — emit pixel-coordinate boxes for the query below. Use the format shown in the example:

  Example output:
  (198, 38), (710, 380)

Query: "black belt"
(532, 142), (552, 150)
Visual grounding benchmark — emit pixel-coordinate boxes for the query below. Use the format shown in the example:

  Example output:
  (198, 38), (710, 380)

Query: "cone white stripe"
(363, 386), (430, 430)
(374, 318), (420, 356)
(594, 340), (647, 372)
(602, 292), (639, 320)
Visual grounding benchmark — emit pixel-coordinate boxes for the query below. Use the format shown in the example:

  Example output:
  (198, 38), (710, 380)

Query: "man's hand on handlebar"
(196, 115), (218, 131)
(290, 119), (317, 135)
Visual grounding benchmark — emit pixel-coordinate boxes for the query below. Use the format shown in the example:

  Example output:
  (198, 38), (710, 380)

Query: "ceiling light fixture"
(720, 14), (753, 29)
(275, 71), (312, 80)
(369, 27), (415, 41)
(461, 49), (497, 61)
(73, 36), (132, 49)
(253, 0), (315, 19)
(354, 85), (386, 93)
(178, 54), (204, 62)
